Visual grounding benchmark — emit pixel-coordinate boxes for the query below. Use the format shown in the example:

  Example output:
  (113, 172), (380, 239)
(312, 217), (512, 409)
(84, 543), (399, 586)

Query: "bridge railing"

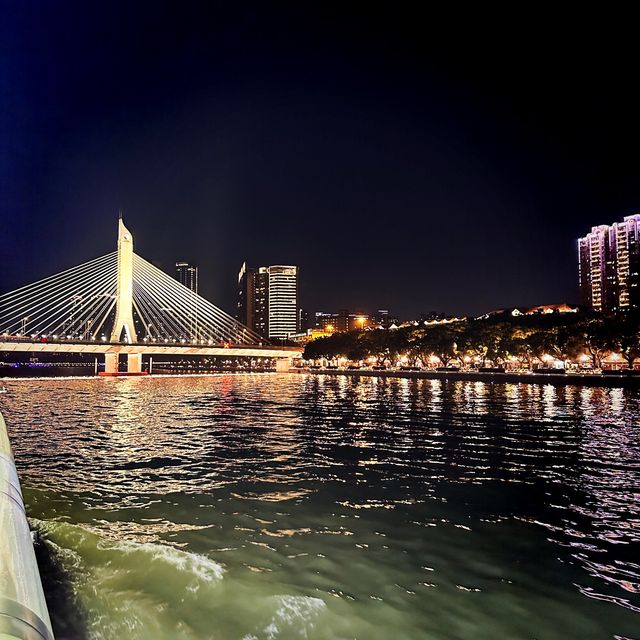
(0, 411), (54, 640)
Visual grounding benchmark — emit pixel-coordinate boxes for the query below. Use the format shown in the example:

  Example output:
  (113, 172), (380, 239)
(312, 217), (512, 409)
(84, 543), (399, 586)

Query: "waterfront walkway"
(302, 368), (640, 388)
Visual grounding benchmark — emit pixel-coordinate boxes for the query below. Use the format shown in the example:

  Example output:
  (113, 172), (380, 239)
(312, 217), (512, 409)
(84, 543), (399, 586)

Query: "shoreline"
(301, 368), (640, 388)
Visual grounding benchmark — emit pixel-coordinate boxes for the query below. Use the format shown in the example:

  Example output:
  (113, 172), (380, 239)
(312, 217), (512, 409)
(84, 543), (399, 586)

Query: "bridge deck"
(0, 340), (302, 359)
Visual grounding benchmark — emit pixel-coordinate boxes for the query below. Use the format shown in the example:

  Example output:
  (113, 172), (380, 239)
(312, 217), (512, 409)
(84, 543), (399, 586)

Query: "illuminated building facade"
(237, 263), (298, 339)
(314, 312), (335, 332)
(314, 310), (370, 332)
(175, 261), (199, 294)
(578, 214), (640, 312)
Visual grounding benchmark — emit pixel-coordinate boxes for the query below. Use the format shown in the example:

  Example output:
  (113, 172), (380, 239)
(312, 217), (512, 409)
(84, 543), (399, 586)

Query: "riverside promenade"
(302, 368), (640, 388)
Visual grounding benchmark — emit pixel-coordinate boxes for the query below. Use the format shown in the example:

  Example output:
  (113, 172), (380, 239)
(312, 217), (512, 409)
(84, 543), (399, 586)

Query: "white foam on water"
(33, 520), (229, 640)
(262, 595), (327, 639)
(111, 539), (226, 584)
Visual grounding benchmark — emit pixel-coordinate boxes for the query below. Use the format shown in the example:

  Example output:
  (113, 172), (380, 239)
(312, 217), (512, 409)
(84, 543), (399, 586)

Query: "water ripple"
(1, 374), (639, 639)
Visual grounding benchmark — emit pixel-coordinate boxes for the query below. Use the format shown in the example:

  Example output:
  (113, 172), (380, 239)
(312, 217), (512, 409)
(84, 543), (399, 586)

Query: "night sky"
(2, 4), (639, 318)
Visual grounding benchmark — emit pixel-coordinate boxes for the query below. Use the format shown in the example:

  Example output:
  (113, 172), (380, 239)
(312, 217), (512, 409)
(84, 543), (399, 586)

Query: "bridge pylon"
(110, 217), (138, 343)
(1, 215), (266, 345)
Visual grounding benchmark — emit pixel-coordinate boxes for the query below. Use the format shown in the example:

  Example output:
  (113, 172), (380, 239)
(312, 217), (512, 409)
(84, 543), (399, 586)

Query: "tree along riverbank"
(303, 310), (640, 371)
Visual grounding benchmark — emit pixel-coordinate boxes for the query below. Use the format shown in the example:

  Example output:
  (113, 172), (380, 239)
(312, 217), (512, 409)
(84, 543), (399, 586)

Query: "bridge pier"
(275, 357), (293, 373)
(101, 352), (146, 376)
(104, 352), (118, 374)
(127, 353), (142, 374)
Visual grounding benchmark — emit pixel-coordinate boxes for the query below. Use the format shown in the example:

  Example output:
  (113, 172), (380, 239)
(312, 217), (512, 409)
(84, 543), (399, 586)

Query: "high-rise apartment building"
(237, 263), (298, 340)
(578, 214), (640, 312)
(175, 261), (199, 294)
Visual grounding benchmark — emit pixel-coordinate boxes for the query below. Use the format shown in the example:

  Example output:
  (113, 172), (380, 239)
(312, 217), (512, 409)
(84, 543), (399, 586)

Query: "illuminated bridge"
(0, 218), (301, 373)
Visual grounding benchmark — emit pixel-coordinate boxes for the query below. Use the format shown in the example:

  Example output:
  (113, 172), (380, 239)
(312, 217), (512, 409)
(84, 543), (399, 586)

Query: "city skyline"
(5, 207), (640, 330)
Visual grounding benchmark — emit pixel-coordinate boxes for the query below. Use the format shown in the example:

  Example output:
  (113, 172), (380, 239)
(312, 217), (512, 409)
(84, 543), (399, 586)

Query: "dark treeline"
(303, 312), (640, 369)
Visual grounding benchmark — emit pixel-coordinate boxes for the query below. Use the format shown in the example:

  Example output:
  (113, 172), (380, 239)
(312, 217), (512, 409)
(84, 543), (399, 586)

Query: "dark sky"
(2, 4), (639, 318)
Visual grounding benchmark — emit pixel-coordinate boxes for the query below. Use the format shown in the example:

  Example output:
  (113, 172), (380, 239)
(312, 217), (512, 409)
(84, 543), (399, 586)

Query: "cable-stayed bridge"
(0, 218), (301, 373)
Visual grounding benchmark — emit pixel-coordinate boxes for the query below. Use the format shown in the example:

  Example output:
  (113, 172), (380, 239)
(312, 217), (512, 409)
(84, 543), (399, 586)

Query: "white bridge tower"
(110, 215), (138, 343)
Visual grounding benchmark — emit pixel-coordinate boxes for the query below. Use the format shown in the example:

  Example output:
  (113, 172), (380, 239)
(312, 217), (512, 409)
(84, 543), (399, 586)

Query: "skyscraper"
(175, 261), (199, 294)
(237, 262), (253, 327)
(237, 263), (298, 340)
(578, 214), (640, 312)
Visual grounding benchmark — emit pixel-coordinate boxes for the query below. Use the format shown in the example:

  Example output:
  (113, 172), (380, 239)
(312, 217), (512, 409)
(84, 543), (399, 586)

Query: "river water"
(1, 374), (639, 639)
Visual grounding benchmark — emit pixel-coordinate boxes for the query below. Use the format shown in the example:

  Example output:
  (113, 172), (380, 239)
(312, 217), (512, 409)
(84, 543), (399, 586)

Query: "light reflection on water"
(1, 374), (639, 639)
